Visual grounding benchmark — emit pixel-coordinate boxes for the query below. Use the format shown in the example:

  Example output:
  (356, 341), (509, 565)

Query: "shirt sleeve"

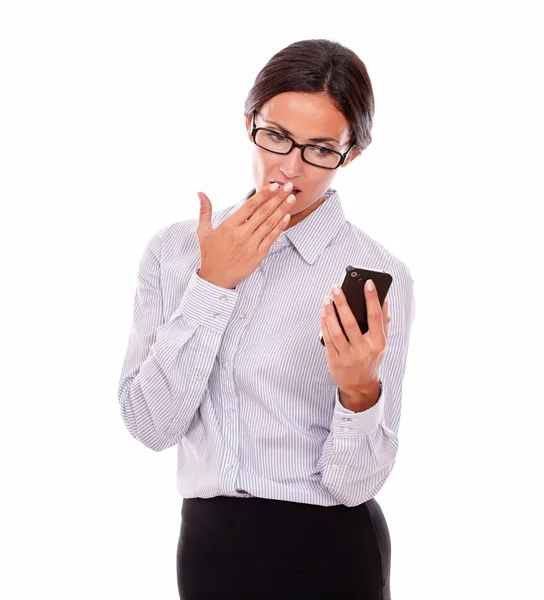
(117, 228), (239, 452)
(316, 263), (416, 507)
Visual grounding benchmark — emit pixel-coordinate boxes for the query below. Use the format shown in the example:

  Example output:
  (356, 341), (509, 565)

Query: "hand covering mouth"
(271, 181), (302, 193)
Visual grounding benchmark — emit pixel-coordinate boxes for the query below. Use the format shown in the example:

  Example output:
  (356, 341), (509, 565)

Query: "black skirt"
(176, 494), (391, 599)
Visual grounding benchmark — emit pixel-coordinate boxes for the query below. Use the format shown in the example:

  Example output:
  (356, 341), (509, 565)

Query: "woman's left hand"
(320, 280), (391, 399)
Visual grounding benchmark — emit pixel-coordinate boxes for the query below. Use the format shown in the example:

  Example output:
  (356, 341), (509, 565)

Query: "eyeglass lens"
(255, 129), (341, 169)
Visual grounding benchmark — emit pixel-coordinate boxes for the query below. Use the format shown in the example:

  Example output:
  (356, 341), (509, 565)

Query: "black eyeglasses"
(250, 110), (355, 170)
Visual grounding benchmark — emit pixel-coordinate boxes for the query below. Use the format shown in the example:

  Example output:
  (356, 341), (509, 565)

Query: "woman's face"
(245, 91), (359, 229)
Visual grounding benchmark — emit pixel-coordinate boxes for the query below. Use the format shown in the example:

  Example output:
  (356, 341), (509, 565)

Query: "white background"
(1, 1), (542, 598)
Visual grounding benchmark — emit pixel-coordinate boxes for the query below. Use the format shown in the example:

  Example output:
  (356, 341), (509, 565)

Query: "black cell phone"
(320, 265), (393, 346)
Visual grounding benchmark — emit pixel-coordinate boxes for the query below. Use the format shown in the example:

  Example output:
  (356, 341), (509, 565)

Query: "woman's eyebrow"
(263, 119), (340, 144)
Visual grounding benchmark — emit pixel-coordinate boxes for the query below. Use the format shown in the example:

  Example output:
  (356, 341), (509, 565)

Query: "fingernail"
(366, 279), (375, 291)
(324, 295), (332, 305)
(332, 284), (341, 295)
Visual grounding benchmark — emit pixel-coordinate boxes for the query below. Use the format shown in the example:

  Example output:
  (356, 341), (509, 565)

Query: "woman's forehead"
(259, 92), (350, 143)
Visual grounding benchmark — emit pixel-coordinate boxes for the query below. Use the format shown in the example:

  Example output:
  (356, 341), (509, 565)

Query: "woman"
(118, 38), (415, 599)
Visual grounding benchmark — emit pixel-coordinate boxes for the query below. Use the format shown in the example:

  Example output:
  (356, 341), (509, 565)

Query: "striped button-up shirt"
(118, 186), (415, 507)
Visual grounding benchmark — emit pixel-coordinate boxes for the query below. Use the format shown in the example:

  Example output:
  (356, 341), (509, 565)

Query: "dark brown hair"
(244, 39), (375, 154)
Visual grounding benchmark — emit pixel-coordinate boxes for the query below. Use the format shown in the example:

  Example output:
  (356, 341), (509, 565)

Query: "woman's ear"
(343, 146), (360, 167)
(245, 114), (253, 142)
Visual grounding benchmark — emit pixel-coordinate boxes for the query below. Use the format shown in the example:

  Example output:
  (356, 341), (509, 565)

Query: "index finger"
(366, 280), (386, 342)
(232, 182), (280, 225)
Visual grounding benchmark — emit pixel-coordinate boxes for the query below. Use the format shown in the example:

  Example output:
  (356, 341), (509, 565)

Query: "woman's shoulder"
(345, 221), (413, 283)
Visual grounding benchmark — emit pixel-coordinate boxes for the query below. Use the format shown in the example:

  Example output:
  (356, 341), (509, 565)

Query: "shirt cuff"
(171, 268), (239, 331)
(332, 380), (385, 436)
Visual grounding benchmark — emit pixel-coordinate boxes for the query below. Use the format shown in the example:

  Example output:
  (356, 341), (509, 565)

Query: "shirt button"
(239, 312), (246, 319)
(342, 427), (350, 432)
(342, 417), (353, 422)
(222, 361), (227, 369)
(331, 464), (340, 469)
(213, 312), (221, 320)
(226, 463), (233, 471)
(258, 266), (262, 272)
(220, 295), (228, 303)
(227, 416), (232, 424)
(195, 375), (203, 381)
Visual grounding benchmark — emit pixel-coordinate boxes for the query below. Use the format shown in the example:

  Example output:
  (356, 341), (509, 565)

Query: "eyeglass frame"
(250, 110), (356, 170)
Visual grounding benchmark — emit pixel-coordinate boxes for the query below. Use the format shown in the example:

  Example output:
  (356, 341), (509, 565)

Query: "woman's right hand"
(196, 182), (296, 289)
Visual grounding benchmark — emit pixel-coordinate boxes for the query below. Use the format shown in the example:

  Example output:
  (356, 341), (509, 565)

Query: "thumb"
(196, 191), (212, 235)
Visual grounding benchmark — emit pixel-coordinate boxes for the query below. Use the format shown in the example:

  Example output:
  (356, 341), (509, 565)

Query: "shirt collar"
(224, 186), (347, 266)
